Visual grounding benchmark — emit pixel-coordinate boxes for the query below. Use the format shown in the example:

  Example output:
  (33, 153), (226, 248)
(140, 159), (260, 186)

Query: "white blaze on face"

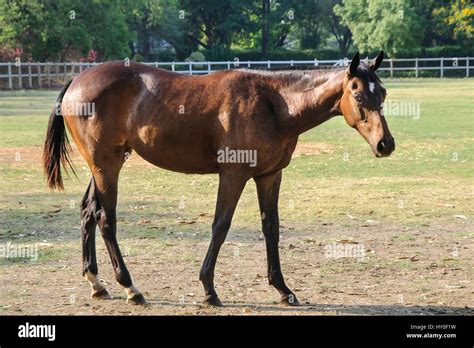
(369, 82), (375, 93)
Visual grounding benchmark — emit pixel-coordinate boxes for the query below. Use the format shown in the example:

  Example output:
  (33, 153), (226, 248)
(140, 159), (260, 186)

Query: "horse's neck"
(276, 70), (345, 138)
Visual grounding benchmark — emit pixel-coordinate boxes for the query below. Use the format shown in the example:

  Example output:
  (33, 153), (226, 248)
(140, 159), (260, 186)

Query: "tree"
(334, 0), (423, 57)
(243, 0), (294, 59)
(292, 0), (327, 50)
(0, 0), (46, 60)
(261, 0), (270, 58)
(433, 0), (473, 43)
(0, 0), (132, 61)
(121, 0), (153, 60)
(149, 0), (197, 60)
(325, 0), (352, 56)
(178, 0), (252, 50)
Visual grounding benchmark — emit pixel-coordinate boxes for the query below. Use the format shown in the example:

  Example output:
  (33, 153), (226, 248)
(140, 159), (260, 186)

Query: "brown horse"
(42, 51), (394, 307)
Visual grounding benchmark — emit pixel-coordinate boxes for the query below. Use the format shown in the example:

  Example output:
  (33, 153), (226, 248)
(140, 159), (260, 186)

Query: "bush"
(151, 45), (472, 63)
(422, 45), (474, 58)
(152, 48), (176, 62)
(363, 45), (474, 59)
(201, 46), (235, 61)
(185, 51), (206, 62)
(221, 48), (358, 61)
(132, 53), (144, 62)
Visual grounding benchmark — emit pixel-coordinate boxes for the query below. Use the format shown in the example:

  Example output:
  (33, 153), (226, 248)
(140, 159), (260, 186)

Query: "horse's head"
(339, 51), (395, 157)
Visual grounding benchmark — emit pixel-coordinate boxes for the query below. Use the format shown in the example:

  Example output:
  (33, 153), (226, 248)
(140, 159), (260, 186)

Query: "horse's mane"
(238, 66), (345, 92)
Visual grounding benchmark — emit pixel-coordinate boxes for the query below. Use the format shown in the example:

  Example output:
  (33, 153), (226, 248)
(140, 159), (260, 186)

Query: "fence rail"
(0, 57), (472, 89)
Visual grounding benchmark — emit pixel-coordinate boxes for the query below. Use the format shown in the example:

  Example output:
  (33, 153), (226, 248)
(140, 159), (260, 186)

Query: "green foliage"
(0, 0), (132, 61)
(148, 0), (194, 60)
(155, 49), (176, 62)
(185, 51), (205, 62)
(433, 0), (474, 42)
(232, 48), (358, 61)
(202, 46), (236, 61)
(335, 0), (424, 57)
(179, 0), (254, 49)
(0, 0), (471, 61)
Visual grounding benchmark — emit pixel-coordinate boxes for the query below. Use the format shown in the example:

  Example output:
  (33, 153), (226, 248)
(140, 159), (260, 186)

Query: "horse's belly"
(130, 132), (218, 174)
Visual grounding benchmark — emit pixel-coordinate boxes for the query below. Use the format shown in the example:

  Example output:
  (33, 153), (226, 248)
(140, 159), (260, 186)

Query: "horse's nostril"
(377, 140), (386, 153)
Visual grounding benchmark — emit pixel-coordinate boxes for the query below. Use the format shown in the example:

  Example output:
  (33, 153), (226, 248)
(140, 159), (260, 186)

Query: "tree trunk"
(339, 33), (352, 57)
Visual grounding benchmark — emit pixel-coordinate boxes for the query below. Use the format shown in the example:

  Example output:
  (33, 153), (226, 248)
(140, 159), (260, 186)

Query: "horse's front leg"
(254, 170), (299, 306)
(199, 171), (247, 306)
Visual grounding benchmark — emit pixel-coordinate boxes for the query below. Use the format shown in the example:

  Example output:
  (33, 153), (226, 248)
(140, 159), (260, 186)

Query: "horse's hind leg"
(90, 158), (147, 305)
(81, 178), (112, 299)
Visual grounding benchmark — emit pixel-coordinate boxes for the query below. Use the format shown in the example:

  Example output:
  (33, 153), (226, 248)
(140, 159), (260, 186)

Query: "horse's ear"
(370, 51), (384, 71)
(349, 52), (360, 75)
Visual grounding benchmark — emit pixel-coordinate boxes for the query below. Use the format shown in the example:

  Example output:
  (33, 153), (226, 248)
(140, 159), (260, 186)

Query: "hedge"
(199, 45), (473, 61)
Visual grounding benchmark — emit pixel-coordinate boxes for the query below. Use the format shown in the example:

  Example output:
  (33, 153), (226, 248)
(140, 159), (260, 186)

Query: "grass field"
(0, 78), (473, 315)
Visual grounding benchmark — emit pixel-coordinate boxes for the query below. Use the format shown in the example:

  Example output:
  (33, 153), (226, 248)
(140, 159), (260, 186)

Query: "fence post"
(267, 60), (271, 68)
(467, 57), (470, 77)
(18, 62), (22, 89)
(8, 62), (13, 90)
(37, 63), (42, 88)
(28, 63), (32, 88)
(188, 61), (192, 74)
(172, 62), (175, 72)
(48, 63), (52, 87)
(440, 57), (444, 78)
(227, 61), (230, 69)
(415, 58), (418, 78)
(63, 62), (67, 83)
(390, 58), (393, 78)
(208, 61), (211, 74)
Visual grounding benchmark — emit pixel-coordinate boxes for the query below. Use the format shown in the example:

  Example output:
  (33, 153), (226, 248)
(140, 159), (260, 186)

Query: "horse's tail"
(42, 79), (76, 191)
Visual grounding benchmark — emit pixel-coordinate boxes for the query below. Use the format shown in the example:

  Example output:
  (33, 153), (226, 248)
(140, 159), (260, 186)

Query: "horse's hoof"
(203, 295), (223, 307)
(281, 293), (300, 306)
(91, 288), (112, 300)
(127, 293), (149, 306)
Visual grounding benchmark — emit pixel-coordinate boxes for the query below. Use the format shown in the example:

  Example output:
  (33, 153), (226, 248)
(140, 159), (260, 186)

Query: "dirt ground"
(1, 139), (473, 316)
(1, 220), (472, 315)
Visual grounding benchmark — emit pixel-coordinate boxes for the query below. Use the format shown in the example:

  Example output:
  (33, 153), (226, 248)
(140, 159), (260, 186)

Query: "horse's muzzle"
(376, 137), (395, 157)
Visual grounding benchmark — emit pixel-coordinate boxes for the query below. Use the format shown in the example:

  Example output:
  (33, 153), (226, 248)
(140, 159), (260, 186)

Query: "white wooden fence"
(0, 57), (472, 89)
